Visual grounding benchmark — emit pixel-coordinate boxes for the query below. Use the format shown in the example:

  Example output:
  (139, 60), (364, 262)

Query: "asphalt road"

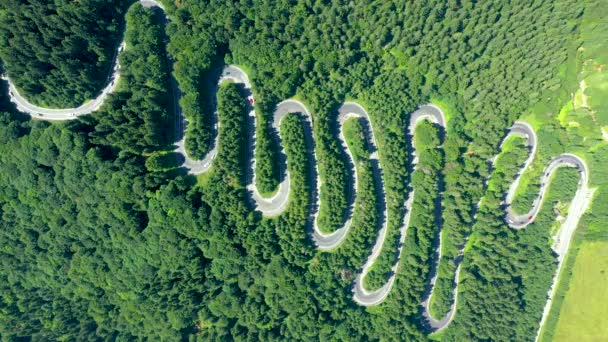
(2, 1), (595, 335)
(2, 41), (123, 120)
(339, 103), (392, 305)
(351, 105), (438, 306)
(417, 121), (593, 332)
(498, 125), (594, 341)
(407, 105), (457, 331)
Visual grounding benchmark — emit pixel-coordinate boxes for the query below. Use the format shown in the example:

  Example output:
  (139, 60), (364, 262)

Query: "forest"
(0, 0), (596, 340)
(0, 0), (128, 108)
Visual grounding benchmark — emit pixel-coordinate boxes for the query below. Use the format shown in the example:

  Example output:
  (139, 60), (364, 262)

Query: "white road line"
(2, 2), (594, 335)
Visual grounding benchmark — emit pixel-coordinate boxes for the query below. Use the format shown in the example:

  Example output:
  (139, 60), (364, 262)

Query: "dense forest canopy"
(1, 0), (605, 341)
(0, 0), (127, 107)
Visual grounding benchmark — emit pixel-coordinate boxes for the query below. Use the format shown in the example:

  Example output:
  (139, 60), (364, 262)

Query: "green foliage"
(91, 5), (172, 154)
(432, 135), (529, 322)
(145, 152), (181, 171)
(0, 115), (208, 340)
(216, 83), (247, 185)
(0, 0), (593, 340)
(341, 118), (383, 289)
(164, 1), (237, 160)
(342, 118), (370, 161)
(277, 114), (316, 264)
(0, 0), (127, 107)
(253, 117), (280, 195)
(442, 145), (579, 341)
(365, 121), (444, 291)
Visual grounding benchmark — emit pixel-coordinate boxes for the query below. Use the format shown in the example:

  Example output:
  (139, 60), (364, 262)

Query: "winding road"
(1, 43), (123, 120)
(1, 0), (595, 336)
(354, 104), (447, 310)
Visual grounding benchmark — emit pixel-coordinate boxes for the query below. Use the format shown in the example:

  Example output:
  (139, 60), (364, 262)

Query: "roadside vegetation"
(442, 137), (580, 341)
(0, 0), (600, 340)
(364, 121), (443, 291)
(542, 241), (608, 342)
(341, 118), (382, 289)
(430, 136), (526, 318)
(537, 0), (608, 339)
(0, 0), (128, 107)
(276, 113), (316, 258)
(91, 4), (173, 154)
(215, 83), (247, 185)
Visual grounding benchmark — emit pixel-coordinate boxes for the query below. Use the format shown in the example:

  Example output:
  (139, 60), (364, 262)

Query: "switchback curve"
(421, 121), (593, 332)
(353, 105), (446, 307)
(1, 0), (595, 336)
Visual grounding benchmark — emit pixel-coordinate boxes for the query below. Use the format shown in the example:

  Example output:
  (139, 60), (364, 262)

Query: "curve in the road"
(187, 67), (362, 250)
(353, 104), (446, 308)
(421, 122), (536, 331)
(1, 43), (124, 120)
(2, 0), (594, 336)
(420, 121), (593, 332)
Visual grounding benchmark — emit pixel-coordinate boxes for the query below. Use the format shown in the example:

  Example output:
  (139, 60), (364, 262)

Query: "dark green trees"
(0, 116), (210, 339)
(91, 4), (172, 154)
(0, 0), (127, 107)
(0, 0), (590, 340)
(216, 82), (247, 183)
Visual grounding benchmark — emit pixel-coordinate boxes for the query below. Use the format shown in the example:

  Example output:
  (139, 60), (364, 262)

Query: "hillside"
(0, 0), (604, 340)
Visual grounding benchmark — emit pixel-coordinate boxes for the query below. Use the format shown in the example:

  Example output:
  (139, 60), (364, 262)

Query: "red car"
(247, 96), (254, 105)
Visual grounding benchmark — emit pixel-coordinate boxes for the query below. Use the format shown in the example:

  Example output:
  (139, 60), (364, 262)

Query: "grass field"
(551, 241), (608, 341)
(491, 2), (608, 340)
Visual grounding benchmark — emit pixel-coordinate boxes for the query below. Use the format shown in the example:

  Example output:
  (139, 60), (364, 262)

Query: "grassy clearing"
(196, 170), (214, 187)
(537, 234), (580, 342)
(547, 241), (608, 341)
(388, 48), (409, 72)
(535, 0), (608, 338)
(428, 329), (446, 341)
